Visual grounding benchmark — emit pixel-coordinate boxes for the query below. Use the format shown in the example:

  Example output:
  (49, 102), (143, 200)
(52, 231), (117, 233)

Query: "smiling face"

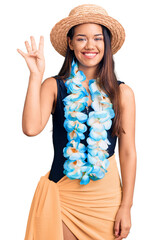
(68, 23), (104, 75)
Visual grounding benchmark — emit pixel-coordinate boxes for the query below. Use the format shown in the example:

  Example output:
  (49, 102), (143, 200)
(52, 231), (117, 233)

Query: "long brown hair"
(54, 25), (125, 138)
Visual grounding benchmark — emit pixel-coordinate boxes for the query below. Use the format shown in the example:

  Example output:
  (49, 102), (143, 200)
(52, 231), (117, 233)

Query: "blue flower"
(63, 140), (87, 161)
(62, 59), (115, 185)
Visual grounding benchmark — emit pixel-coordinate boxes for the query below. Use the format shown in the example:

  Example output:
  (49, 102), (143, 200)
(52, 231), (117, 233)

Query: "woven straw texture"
(50, 4), (125, 56)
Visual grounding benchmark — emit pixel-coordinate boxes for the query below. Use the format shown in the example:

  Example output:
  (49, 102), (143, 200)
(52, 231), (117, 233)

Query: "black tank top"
(48, 78), (125, 183)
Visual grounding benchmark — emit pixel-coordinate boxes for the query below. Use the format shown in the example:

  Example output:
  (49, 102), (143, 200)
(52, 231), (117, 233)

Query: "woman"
(17, 4), (137, 240)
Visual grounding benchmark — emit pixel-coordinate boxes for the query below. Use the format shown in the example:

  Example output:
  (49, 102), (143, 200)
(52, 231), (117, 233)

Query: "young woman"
(17, 4), (137, 240)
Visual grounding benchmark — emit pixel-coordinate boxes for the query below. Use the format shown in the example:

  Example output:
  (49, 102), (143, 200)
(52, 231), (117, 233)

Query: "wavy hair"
(54, 25), (125, 138)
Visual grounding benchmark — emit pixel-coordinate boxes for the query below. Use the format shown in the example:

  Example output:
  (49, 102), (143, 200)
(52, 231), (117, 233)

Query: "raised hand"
(17, 36), (45, 77)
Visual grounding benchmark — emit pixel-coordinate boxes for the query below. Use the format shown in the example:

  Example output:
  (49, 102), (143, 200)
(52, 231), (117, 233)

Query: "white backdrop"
(0, 0), (154, 239)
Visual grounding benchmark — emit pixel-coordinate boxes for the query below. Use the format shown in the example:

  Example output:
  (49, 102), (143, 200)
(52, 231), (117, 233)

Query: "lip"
(82, 52), (98, 59)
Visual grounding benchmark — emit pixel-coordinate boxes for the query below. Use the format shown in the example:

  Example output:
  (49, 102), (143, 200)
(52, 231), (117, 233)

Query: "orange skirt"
(24, 153), (122, 240)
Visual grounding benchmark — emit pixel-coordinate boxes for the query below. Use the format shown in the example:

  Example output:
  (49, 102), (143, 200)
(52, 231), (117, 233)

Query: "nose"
(84, 39), (95, 50)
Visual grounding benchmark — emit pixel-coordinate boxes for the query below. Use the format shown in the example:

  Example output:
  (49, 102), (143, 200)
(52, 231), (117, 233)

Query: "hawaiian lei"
(62, 59), (115, 185)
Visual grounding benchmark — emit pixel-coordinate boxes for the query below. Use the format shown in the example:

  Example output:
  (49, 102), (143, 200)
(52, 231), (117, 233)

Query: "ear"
(67, 37), (74, 51)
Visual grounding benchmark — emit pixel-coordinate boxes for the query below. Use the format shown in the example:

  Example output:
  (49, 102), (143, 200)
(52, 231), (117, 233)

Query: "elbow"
(22, 125), (42, 137)
(22, 118), (43, 136)
(119, 151), (137, 166)
(22, 128), (37, 137)
(125, 151), (137, 159)
(119, 146), (137, 159)
(119, 148), (137, 163)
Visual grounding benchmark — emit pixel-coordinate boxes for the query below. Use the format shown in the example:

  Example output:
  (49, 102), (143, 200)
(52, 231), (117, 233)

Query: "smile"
(82, 52), (98, 59)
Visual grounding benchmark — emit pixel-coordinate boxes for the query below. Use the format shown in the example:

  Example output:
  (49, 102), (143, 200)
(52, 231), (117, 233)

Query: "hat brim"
(50, 13), (125, 56)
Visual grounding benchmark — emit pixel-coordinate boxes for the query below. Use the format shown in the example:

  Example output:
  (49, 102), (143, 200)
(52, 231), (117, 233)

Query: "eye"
(77, 38), (86, 41)
(94, 38), (103, 40)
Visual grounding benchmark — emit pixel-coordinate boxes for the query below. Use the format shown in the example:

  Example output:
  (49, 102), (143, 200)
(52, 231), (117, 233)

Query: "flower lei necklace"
(62, 59), (115, 185)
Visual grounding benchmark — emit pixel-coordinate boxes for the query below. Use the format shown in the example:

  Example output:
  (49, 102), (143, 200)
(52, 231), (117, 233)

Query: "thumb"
(114, 220), (120, 237)
(34, 50), (44, 60)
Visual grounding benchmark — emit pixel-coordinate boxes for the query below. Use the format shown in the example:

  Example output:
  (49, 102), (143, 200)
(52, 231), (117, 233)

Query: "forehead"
(73, 23), (103, 35)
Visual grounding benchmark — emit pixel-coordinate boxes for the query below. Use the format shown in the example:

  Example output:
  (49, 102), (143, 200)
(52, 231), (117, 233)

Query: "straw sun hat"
(50, 4), (125, 57)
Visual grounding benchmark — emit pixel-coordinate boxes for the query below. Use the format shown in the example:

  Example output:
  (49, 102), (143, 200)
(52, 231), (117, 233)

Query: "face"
(68, 23), (104, 72)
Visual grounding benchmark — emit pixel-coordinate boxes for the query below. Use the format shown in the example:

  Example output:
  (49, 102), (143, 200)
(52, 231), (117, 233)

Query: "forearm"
(119, 152), (137, 209)
(22, 74), (43, 135)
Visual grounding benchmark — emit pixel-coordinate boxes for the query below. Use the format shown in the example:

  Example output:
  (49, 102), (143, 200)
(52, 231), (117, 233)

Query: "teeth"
(84, 53), (97, 56)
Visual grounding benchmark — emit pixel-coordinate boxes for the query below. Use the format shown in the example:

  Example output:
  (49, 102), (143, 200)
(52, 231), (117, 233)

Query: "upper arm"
(40, 77), (57, 131)
(118, 83), (136, 157)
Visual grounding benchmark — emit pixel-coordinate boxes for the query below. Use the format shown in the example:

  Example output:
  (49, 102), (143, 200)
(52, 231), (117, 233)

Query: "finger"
(28, 50), (43, 60)
(114, 231), (123, 240)
(114, 236), (123, 240)
(28, 50), (37, 56)
(119, 228), (130, 239)
(115, 233), (127, 240)
(115, 225), (130, 240)
(114, 221), (120, 237)
(25, 41), (32, 53)
(30, 36), (37, 51)
(39, 35), (44, 53)
(17, 48), (26, 58)
(35, 51), (43, 59)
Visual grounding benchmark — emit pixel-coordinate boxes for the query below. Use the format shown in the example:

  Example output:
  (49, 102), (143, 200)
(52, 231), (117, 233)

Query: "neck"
(78, 64), (97, 82)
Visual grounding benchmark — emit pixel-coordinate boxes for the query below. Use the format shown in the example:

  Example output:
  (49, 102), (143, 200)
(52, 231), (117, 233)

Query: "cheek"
(98, 41), (104, 48)
(98, 43), (105, 53)
(73, 41), (86, 51)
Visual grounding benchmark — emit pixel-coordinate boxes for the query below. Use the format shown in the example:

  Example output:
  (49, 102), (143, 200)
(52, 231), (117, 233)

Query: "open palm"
(17, 36), (45, 76)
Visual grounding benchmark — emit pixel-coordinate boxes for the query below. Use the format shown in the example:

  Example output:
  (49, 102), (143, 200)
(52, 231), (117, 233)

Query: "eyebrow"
(75, 34), (103, 37)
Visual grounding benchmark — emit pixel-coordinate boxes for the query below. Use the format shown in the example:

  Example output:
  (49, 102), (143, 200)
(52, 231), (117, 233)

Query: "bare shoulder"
(41, 76), (57, 92)
(119, 83), (135, 108)
(118, 83), (136, 156)
(40, 77), (58, 115)
(41, 76), (57, 99)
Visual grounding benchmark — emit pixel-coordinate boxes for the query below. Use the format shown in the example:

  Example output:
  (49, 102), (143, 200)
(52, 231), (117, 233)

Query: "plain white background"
(0, 0), (154, 239)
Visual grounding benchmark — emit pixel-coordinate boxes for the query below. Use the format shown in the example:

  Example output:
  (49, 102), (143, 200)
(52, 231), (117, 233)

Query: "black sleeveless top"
(48, 78), (125, 183)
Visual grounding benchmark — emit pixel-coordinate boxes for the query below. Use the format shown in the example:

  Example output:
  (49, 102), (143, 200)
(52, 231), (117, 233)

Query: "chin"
(79, 59), (101, 68)
(77, 54), (103, 67)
